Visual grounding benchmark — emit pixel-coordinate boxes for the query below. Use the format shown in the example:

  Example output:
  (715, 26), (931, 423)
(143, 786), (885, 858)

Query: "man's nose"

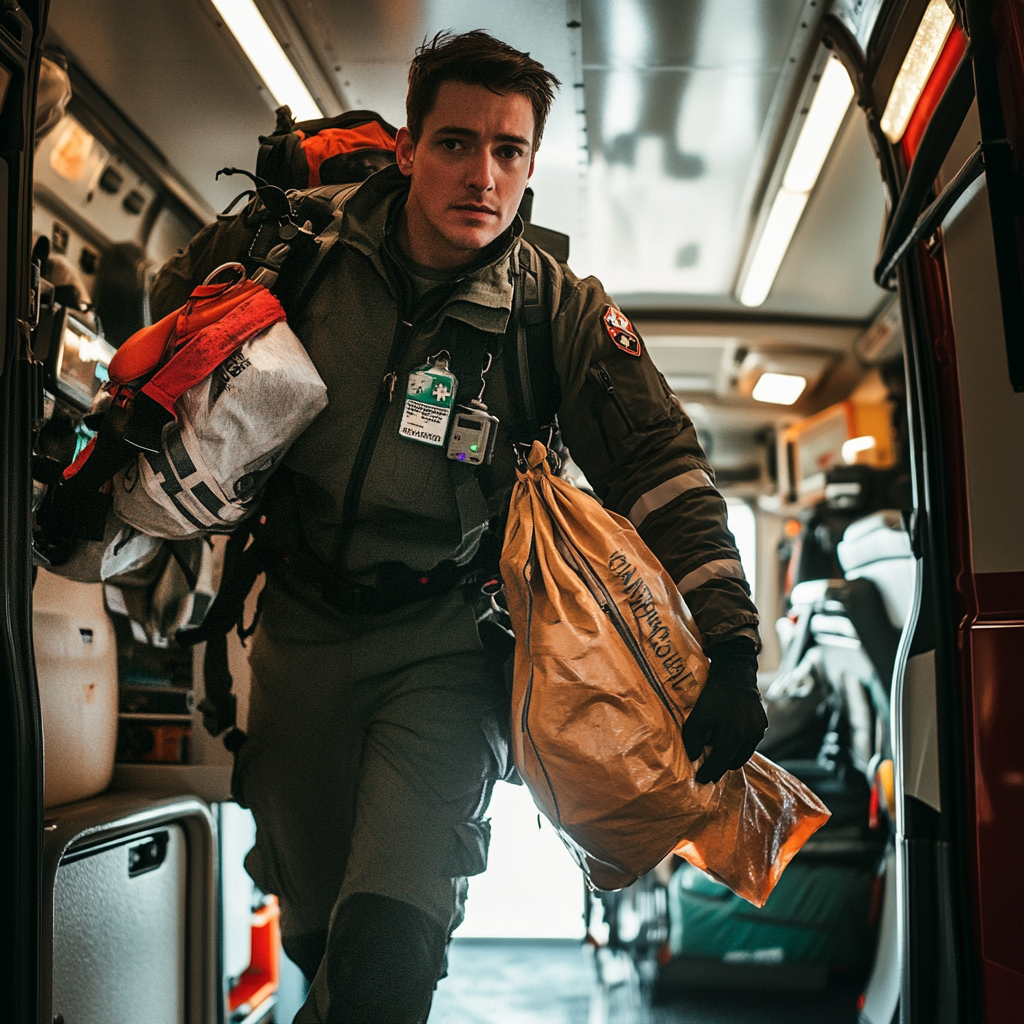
(465, 151), (496, 193)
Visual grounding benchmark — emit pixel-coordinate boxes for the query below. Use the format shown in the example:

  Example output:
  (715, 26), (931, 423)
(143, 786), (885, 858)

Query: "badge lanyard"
(398, 349), (459, 447)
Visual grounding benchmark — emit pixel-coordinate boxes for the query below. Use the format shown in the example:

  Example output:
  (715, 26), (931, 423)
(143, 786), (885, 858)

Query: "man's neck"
(395, 205), (478, 271)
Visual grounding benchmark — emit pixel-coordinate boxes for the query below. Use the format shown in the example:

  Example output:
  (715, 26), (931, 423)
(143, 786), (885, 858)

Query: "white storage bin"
(34, 569), (119, 808)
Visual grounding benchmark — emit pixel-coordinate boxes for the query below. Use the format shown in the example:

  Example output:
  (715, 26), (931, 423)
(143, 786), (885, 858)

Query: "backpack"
(256, 106), (398, 191)
(33, 186), (348, 554)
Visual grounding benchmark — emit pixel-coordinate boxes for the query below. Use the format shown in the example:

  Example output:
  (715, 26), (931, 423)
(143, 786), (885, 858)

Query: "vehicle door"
(828, 1), (1024, 1021)
(0, 2), (50, 1022)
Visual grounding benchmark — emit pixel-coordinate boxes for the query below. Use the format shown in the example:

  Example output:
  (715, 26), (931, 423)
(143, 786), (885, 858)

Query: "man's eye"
(441, 139), (463, 151)
(498, 146), (522, 160)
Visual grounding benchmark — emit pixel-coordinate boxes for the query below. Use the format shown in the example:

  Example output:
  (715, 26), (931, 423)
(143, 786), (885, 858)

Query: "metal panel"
(52, 824), (187, 1024)
(42, 793), (219, 1024)
(581, 0), (803, 300)
(766, 107), (889, 318)
(941, 180), (1024, 574)
(902, 651), (941, 813)
(46, 0), (279, 215)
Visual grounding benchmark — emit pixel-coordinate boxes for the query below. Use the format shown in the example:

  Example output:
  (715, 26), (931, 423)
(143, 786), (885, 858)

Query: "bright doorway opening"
(458, 781), (585, 939)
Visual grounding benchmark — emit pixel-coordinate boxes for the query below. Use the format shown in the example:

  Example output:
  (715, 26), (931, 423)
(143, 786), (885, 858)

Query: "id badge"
(398, 361), (458, 447)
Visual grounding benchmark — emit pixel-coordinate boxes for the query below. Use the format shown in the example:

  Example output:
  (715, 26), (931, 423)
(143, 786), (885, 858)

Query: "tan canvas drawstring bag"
(500, 442), (829, 906)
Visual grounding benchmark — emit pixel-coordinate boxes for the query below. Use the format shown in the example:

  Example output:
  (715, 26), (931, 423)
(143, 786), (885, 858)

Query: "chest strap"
(506, 243), (560, 445)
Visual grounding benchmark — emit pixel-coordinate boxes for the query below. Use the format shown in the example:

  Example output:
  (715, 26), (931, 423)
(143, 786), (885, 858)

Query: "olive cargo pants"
(232, 579), (509, 1022)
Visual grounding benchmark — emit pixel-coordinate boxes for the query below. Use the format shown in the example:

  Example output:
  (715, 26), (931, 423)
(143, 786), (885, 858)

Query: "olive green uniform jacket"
(150, 165), (758, 647)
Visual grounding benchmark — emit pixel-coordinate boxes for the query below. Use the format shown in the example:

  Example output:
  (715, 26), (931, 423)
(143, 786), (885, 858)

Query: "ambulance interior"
(28, 1), (984, 1022)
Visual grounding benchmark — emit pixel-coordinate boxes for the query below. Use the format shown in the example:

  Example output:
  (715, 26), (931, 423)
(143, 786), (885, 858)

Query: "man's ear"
(395, 127), (415, 177)
(528, 154), (535, 180)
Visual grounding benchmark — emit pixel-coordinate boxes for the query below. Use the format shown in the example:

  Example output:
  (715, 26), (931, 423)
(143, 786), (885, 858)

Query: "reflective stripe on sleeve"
(676, 558), (746, 595)
(626, 468), (715, 528)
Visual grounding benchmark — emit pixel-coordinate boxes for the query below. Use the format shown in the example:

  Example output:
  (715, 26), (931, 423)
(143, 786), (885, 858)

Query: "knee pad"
(324, 892), (448, 1023)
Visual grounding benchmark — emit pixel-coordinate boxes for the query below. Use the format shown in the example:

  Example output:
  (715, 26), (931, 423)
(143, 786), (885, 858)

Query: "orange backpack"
(256, 107), (397, 191)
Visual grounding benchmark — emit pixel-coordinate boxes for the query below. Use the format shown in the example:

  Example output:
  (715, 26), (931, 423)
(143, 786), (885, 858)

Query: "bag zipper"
(551, 519), (680, 727)
(591, 571), (680, 729)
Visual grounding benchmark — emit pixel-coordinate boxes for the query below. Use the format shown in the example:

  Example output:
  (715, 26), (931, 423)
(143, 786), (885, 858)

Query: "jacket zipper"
(338, 231), (478, 557)
(339, 314), (415, 546)
(590, 362), (634, 460)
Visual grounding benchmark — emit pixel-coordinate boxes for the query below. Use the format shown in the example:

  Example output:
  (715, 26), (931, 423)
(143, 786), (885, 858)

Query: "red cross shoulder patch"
(603, 305), (642, 356)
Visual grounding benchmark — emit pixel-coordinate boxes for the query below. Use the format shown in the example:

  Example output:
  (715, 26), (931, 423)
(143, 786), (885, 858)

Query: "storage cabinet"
(43, 792), (217, 1024)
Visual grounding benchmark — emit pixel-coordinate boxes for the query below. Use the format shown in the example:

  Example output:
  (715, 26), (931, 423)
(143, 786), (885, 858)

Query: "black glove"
(682, 636), (768, 785)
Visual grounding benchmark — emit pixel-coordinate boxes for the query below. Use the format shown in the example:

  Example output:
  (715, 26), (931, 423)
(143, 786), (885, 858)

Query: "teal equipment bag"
(668, 859), (876, 970)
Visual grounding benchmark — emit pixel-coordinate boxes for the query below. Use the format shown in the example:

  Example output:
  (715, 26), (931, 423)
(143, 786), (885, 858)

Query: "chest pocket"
(356, 323), (495, 539)
(360, 370), (460, 525)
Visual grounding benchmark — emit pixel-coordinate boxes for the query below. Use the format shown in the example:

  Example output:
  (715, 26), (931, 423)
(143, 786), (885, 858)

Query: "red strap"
(141, 285), (287, 414)
(300, 123), (396, 187)
(108, 305), (180, 384)
(63, 436), (97, 480)
(110, 278), (269, 385)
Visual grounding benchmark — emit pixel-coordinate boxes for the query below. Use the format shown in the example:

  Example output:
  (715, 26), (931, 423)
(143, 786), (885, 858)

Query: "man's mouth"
(452, 203), (498, 215)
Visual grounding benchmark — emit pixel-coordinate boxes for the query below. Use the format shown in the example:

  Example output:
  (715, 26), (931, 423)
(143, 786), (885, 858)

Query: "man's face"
(395, 80), (536, 268)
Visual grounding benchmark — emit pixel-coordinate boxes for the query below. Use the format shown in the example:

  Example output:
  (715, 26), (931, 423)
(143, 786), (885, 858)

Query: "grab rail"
(873, 52), (976, 289)
(875, 143), (986, 288)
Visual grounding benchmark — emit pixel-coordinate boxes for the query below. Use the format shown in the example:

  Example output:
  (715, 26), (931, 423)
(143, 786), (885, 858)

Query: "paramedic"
(150, 30), (767, 1024)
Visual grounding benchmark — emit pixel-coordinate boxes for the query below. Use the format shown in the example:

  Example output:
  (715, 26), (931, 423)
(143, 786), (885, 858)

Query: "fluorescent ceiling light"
(784, 59), (859, 193)
(751, 372), (807, 405)
(211, 0), (320, 121)
(739, 56), (854, 307)
(842, 435), (877, 463)
(880, 0), (955, 143)
(739, 190), (808, 307)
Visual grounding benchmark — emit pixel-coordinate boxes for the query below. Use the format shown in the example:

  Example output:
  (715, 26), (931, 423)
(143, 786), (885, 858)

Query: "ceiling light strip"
(211, 0), (321, 121)
(739, 55), (854, 307)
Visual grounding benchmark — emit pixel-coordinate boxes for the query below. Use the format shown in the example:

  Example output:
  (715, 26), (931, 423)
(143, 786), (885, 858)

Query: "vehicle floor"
(429, 939), (862, 1024)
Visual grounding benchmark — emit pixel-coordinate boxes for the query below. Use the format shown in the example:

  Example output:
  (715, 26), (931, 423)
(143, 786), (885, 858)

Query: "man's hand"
(682, 636), (768, 785)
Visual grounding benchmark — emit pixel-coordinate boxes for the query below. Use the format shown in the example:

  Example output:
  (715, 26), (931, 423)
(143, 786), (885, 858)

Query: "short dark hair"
(407, 30), (560, 150)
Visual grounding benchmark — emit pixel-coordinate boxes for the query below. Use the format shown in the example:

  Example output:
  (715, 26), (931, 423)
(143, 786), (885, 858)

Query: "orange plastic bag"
(500, 443), (830, 906)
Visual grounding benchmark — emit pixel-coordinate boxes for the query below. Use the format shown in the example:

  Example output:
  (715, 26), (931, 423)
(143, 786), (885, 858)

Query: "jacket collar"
(340, 164), (523, 334)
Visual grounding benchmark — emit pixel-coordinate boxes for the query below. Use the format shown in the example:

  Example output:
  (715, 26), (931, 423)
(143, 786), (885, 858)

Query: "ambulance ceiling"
(44, 0), (889, 321)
